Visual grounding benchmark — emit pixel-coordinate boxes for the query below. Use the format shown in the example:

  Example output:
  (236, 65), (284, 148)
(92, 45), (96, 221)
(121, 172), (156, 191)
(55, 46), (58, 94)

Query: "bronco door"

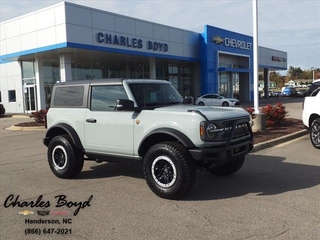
(84, 85), (134, 156)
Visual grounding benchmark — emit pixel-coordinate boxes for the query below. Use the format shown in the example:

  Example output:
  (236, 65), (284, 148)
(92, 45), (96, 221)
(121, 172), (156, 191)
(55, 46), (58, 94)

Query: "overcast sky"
(1, 0), (319, 72)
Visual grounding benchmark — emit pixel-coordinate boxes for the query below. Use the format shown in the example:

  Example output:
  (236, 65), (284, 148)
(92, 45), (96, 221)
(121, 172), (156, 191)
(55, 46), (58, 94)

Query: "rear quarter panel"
(46, 108), (87, 143)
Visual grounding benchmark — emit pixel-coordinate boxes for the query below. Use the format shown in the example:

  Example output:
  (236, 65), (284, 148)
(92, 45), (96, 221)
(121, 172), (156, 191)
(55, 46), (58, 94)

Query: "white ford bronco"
(43, 79), (253, 199)
(302, 79), (320, 149)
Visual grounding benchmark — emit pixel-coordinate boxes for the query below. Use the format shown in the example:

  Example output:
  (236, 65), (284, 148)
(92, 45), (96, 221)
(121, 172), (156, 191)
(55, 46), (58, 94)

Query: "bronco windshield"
(129, 82), (184, 107)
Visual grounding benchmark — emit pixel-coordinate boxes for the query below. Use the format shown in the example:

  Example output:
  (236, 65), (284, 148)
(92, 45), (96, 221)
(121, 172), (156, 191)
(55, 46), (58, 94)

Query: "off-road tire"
(143, 142), (196, 199)
(209, 157), (245, 176)
(47, 135), (84, 179)
(310, 118), (320, 149)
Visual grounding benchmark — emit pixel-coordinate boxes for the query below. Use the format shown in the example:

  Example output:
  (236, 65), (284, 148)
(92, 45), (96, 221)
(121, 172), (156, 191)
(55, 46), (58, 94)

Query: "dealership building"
(0, 1), (287, 113)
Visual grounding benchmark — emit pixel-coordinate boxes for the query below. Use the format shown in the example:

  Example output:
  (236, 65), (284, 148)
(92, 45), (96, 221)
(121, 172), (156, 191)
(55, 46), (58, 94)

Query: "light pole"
(313, 70), (315, 81)
(252, 0), (266, 132)
(253, 0), (259, 114)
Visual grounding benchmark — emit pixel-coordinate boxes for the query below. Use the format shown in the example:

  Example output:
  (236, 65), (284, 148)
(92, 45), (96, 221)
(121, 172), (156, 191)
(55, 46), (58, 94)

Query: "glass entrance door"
(219, 72), (240, 99)
(219, 72), (232, 97)
(24, 85), (37, 112)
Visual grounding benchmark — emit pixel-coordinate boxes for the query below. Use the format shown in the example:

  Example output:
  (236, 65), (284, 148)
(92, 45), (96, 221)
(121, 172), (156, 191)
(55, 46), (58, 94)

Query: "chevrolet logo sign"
(18, 210), (34, 216)
(211, 36), (224, 44)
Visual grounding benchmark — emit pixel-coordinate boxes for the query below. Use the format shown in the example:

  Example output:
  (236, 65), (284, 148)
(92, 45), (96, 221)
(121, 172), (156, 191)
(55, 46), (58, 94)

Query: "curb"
(5, 125), (45, 131)
(11, 115), (30, 119)
(251, 129), (308, 153)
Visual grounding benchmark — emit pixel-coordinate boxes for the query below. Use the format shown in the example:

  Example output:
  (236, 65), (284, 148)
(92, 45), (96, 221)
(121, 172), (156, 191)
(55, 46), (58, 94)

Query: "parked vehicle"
(195, 94), (240, 107)
(43, 79), (253, 199)
(0, 104), (5, 117)
(282, 87), (297, 97)
(260, 90), (277, 98)
(297, 89), (307, 97)
(302, 79), (320, 149)
(273, 91), (282, 97)
(307, 79), (320, 96)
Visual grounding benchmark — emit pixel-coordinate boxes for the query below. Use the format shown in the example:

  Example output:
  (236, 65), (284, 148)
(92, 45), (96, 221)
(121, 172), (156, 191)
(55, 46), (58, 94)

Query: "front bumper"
(189, 140), (253, 163)
(189, 118), (253, 163)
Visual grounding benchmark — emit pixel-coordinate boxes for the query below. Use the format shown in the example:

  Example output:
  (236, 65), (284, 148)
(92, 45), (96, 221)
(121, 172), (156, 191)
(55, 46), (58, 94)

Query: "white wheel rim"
(151, 156), (177, 188)
(52, 145), (68, 170)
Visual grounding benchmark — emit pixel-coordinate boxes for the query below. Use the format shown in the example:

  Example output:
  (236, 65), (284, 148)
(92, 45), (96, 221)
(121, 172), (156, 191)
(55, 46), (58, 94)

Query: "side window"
(53, 86), (84, 107)
(307, 82), (320, 96)
(203, 95), (213, 99)
(310, 87), (320, 97)
(91, 85), (128, 111)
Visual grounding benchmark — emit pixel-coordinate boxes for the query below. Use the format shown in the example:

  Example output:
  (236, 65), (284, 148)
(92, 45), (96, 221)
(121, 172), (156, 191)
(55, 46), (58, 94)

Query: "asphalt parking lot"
(0, 106), (319, 240)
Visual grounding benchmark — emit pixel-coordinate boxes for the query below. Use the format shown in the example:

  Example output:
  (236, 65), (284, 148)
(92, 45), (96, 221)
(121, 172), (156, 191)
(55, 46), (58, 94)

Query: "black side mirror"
(116, 99), (134, 111)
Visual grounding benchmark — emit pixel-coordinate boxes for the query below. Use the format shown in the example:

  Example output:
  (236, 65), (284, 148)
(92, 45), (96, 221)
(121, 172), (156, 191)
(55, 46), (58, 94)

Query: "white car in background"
(195, 94), (240, 107)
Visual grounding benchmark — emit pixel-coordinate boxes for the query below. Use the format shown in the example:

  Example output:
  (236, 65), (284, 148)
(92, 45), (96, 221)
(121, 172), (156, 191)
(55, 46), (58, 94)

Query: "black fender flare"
(138, 127), (196, 155)
(43, 123), (84, 150)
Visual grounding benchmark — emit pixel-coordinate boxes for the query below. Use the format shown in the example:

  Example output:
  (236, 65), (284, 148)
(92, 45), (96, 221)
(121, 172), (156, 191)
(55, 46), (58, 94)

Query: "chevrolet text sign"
(211, 36), (252, 51)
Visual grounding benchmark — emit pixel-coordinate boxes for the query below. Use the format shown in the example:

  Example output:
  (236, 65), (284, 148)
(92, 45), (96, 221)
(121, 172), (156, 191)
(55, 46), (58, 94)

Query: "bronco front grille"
(221, 118), (250, 140)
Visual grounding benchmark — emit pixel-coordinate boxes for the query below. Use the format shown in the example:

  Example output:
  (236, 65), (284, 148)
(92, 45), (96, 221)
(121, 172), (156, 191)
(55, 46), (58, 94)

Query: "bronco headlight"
(206, 124), (218, 139)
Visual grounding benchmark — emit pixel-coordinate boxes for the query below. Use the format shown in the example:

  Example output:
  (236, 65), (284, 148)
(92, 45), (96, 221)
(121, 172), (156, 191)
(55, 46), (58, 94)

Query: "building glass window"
(128, 61), (150, 79)
(73, 62), (92, 80)
(67, 55), (197, 99)
(71, 62), (104, 80)
(43, 59), (60, 84)
(92, 62), (104, 79)
(22, 60), (36, 85)
(233, 72), (240, 98)
(9, 90), (16, 102)
(156, 59), (196, 99)
(106, 63), (126, 78)
(22, 61), (35, 79)
(219, 72), (230, 97)
(43, 59), (60, 108)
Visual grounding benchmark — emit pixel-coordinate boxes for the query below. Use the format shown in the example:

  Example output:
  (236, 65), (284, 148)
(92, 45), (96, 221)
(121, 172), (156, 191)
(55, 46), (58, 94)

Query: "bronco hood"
(153, 105), (250, 121)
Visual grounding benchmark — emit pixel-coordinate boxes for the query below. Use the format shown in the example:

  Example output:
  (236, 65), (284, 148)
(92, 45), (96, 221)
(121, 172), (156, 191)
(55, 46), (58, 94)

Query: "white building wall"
(0, 2), (67, 57)
(0, 2), (67, 113)
(0, 61), (24, 113)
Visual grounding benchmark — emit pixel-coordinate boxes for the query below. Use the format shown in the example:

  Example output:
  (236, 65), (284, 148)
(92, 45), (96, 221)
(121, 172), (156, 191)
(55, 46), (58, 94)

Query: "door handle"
(86, 118), (97, 123)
